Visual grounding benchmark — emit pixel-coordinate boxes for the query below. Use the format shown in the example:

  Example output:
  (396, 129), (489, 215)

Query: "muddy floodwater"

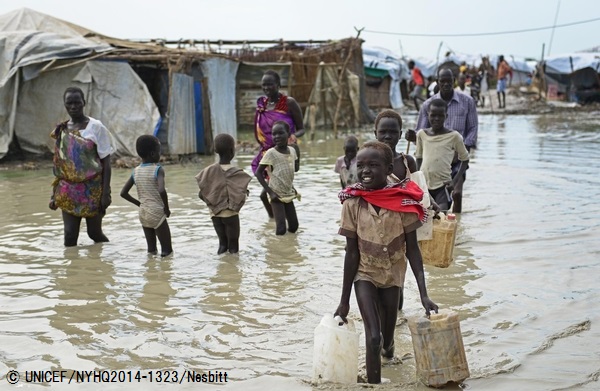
(1, 112), (599, 390)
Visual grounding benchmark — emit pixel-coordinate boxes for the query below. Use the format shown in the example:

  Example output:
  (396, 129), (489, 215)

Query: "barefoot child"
(334, 141), (438, 384)
(374, 109), (439, 310)
(255, 121), (300, 235)
(415, 99), (470, 212)
(195, 134), (252, 254)
(334, 135), (359, 188)
(120, 135), (173, 257)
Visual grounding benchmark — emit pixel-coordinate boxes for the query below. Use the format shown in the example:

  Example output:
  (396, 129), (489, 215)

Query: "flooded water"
(0, 112), (599, 390)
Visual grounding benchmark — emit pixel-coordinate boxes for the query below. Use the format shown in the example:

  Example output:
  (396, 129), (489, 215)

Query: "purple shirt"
(416, 91), (478, 149)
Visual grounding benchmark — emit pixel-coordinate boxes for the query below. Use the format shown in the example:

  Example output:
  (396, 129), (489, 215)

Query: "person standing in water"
(120, 135), (173, 257)
(49, 87), (113, 247)
(196, 134), (252, 254)
(334, 135), (359, 188)
(334, 141), (438, 384)
(255, 121), (301, 236)
(412, 68), (478, 213)
(415, 99), (470, 212)
(253, 70), (305, 218)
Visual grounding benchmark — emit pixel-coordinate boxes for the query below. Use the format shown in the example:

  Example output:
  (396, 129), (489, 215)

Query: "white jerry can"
(312, 314), (359, 384)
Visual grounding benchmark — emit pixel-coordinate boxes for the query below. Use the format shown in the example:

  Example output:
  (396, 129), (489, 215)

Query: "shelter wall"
(235, 38), (371, 128)
(236, 63), (291, 129)
(365, 76), (391, 109)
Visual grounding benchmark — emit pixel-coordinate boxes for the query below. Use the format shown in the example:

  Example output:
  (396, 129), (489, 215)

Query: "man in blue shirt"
(408, 68), (478, 213)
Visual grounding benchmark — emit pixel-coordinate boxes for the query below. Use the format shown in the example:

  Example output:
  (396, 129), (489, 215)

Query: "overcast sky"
(1, 0), (598, 60)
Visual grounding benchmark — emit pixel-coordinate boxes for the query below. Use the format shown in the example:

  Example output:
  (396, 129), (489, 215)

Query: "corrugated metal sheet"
(168, 73), (196, 155)
(201, 58), (239, 140)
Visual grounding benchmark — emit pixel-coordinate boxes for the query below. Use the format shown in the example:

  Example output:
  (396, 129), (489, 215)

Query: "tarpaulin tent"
(363, 47), (408, 109)
(542, 53), (600, 102)
(0, 8), (160, 159)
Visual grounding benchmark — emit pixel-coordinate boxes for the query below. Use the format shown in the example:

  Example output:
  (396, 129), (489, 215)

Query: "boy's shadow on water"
(135, 256), (178, 327)
(49, 244), (118, 344)
(204, 253), (244, 326)
(260, 228), (308, 310)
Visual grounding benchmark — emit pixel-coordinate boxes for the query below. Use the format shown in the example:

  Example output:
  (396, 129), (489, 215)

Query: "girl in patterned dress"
(255, 121), (300, 235)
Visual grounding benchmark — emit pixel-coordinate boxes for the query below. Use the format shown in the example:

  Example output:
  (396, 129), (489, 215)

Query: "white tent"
(0, 8), (160, 159)
(544, 53), (600, 74)
(363, 46), (408, 109)
(542, 52), (600, 102)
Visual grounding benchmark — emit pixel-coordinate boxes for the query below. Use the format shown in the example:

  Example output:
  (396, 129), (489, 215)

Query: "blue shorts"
(497, 78), (507, 92)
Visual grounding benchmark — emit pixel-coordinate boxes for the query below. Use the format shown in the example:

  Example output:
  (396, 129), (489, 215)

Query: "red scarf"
(339, 180), (427, 222)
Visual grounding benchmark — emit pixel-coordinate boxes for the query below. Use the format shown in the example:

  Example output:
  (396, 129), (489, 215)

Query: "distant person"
(408, 60), (426, 110)
(496, 55), (513, 109)
(478, 56), (493, 107)
(49, 87), (113, 247)
(415, 99), (470, 212)
(253, 70), (305, 218)
(334, 135), (359, 188)
(120, 135), (173, 257)
(255, 121), (300, 235)
(427, 77), (439, 98)
(455, 73), (471, 96)
(333, 140), (438, 384)
(196, 134), (252, 254)
(411, 68), (478, 213)
(469, 72), (481, 105)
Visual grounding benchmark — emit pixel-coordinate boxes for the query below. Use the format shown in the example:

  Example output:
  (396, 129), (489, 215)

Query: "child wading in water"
(374, 109), (417, 183)
(120, 135), (173, 257)
(196, 134), (252, 254)
(415, 99), (470, 212)
(334, 141), (438, 384)
(334, 135), (359, 188)
(374, 109), (439, 310)
(255, 121), (300, 235)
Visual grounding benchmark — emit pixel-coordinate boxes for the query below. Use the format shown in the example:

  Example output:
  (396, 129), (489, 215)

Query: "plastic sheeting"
(201, 58), (239, 140)
(0, 8), (160, 159)
(363, 46), (407, 109)
(14, 60), (159, 157)
(544, 53), (600, 74)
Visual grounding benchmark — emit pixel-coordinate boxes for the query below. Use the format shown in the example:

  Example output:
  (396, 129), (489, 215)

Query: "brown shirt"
(196, 163), (252, 216)
(339, 197), (422, 288)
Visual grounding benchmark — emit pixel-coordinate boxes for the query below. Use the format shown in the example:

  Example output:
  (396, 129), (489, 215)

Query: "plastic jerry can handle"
(334, 315), (345, 326)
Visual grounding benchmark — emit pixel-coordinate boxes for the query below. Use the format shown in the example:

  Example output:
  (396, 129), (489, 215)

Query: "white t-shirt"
(80, 117), (114, 159)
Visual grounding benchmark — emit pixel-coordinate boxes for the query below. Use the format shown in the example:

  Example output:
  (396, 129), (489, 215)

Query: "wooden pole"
(309, 103), (316, 141)
(406, 128), (413, 154)
(332, 27), (363, 138)
(539, 43), (546, 101)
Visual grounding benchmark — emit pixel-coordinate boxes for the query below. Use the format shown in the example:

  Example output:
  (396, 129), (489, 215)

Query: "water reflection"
(137, 257), (178, 327)
(48, 245), (117, 368)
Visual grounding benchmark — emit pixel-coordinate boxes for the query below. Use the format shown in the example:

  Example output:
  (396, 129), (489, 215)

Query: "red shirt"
(412, 67), (424, 86)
